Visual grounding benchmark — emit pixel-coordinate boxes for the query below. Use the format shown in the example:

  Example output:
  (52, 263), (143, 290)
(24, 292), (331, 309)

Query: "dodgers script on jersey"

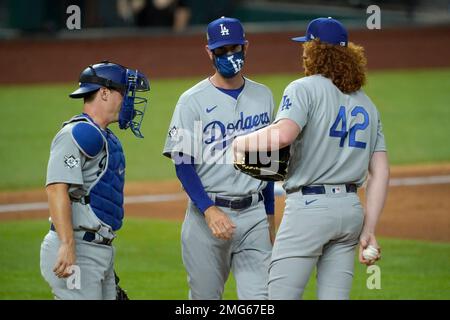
(275, 75), (386, 191)
(163, 78), (274, 196)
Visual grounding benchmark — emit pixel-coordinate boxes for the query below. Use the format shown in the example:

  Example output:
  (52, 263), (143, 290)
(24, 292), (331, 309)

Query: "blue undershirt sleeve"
(174, 161), (214, 214)
(262, 182), (275, 215)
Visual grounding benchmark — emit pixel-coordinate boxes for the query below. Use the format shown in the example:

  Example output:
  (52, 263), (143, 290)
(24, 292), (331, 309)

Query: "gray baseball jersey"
(269, 74), (387, 300)
(163, 77), (275, 196)
(46, 122), (108, 231)
(275, 74), (386, 191)
(46, 122), (105, 195)
(163, 77), (275, 299)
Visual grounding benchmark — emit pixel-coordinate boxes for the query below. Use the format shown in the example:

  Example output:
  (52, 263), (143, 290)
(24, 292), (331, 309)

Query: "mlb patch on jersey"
(64, 154), (80, 169)
(168, 126), (179, 139)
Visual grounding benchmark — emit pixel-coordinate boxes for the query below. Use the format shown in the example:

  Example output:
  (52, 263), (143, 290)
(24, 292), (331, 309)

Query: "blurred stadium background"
(1, 0), (449, 35)
(0, 0), (449, 300)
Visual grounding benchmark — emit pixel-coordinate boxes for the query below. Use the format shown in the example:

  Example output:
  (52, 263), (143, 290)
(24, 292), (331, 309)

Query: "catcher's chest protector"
(66, 115), (126, 231)
(88, 129), (125, 231)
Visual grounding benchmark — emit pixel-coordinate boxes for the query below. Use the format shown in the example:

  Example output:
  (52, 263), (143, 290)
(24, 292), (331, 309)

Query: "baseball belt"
(214, 193), (263, 210)
(287, 184), (357, 195)
(50, 223), (113, 246)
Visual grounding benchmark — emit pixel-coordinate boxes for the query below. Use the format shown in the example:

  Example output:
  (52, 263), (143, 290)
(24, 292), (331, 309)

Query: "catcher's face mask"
(118, 69), (150, 138)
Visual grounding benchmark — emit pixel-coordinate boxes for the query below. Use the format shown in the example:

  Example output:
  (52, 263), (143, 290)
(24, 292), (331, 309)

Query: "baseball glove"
(115, 271), (129, 300)
(234, 145), (291, 181)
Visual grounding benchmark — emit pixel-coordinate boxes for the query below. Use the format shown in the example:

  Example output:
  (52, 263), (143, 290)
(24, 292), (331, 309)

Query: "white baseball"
(362, 245), (379, 260)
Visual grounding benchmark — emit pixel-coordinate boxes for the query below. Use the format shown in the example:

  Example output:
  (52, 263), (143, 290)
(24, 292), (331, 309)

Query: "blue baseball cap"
(207, 16), (246, 50)
(292, 17), (348, 47)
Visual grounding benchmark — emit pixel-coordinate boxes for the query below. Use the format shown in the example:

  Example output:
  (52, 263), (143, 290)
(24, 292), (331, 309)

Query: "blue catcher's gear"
(118, 68), (149, 138)
(69, 61), (150, 138)
(64, 114), (126, 231)
(88, 127), (125, 231)
(71, 121), (105, 158)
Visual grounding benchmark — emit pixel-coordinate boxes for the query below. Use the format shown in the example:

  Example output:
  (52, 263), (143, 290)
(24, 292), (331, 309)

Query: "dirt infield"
(1, 164), (449, 242)
(1, 25), (449, 84)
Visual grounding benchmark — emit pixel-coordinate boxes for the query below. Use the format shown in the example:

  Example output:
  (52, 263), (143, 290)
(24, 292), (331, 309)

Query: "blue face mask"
(118, 69), (150, 138)
(214, 51), (245, 78)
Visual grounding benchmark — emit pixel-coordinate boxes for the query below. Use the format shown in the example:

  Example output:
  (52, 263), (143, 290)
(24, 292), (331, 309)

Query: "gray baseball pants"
(269, 186), (364, 300)
(40, 230), (116, 300)
(182, 197), (272, 300)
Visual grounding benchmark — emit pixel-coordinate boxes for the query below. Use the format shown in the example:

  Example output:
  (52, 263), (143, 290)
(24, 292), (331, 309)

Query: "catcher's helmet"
(70, 61), (150, 138)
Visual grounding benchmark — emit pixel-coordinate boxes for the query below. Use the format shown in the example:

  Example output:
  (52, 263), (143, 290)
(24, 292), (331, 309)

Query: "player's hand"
(53, 242), (77, 278)
(204, 206), (236, 240)
(359, 231), (381, 266)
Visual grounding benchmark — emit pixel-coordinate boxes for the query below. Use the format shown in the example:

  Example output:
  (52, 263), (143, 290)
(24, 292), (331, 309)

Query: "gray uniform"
(163, 78), (274, 299)
(40, 120), (117, 300)
(269, 75), (386, 299)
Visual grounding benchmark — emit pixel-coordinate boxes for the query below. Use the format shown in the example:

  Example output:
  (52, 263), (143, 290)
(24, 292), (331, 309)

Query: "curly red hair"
(302, 39), (367, 93)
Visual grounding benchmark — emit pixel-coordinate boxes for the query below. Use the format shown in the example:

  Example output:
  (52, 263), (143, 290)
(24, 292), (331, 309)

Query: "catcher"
(40, 61), (149, 300)
(233, 17), (389, 299)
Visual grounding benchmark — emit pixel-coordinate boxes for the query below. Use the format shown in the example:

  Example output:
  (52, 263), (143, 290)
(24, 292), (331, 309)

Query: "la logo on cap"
(220, 23), (230, 36)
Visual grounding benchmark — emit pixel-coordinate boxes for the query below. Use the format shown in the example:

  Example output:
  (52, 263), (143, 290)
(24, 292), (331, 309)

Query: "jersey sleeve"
(46, 128), (84, 186)
(174, 160), (214, 214)
(262, 181), (275, 215)
(374, 111), (387, 152)
(163, 95), (200, 163)
(274, 81), (310, 129)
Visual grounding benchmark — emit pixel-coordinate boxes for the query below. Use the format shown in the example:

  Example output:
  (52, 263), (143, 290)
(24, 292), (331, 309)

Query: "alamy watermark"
(66, 5), (81, 30)
(366, 265), (381, 290)
(66, 265), (81, 290)
(367, 5), (381, 30)
(65, 4), (380, 32)
(167, 119), (283, 177)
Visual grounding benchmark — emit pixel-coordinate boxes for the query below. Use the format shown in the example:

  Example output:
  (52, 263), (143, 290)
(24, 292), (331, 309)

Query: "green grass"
(0, 218), (449, 300)
(0, 69), (449, 190)
(0, 78), (200, 190)
(363, 69), (450, 164)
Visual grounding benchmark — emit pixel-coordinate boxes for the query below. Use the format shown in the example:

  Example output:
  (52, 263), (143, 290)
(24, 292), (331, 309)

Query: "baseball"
(362, 245), (379, 260)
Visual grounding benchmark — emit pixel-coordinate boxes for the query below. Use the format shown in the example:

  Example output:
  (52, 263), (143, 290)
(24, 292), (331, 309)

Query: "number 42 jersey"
(275, 74), (387, 191)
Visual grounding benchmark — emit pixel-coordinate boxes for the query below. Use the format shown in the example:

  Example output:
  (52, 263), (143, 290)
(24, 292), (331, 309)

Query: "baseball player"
(163, 17), (275, 300)
(40, 61), (150, 299)
(233, 17), (390, 299)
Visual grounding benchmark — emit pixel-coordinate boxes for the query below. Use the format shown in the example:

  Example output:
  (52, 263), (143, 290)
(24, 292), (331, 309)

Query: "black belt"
(214, 193), (263, 210)
(287, 184), (357, 195)
(50, 223), (112, 246)
(82, 195), (90, 204)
